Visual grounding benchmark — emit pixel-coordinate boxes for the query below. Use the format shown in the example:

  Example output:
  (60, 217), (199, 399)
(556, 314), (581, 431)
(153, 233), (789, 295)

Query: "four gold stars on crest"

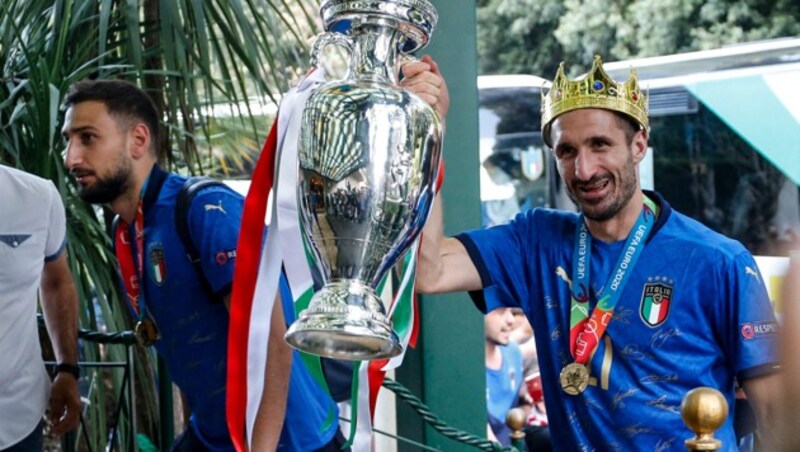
(647, 276), (674, 285)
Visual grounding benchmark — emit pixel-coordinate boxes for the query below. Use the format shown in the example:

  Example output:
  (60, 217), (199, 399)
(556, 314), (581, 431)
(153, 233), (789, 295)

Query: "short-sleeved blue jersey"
(457, 191), (779, 451)
(129, 166), (338, 450)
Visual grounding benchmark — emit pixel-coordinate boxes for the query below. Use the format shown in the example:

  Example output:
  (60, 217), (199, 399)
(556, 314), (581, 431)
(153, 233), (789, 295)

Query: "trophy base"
(285, 280), (402, 360)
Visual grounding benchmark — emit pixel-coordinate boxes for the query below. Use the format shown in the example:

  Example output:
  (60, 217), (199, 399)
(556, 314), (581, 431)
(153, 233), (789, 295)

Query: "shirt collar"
(142, 164), (168, 216)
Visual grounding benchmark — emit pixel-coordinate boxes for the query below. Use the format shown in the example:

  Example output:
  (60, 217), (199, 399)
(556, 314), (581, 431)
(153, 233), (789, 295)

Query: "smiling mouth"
(578, 179), (609, 196)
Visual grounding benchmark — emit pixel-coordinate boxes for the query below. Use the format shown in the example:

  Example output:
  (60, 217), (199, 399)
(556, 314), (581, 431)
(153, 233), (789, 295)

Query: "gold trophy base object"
(681, 387), (729, 451)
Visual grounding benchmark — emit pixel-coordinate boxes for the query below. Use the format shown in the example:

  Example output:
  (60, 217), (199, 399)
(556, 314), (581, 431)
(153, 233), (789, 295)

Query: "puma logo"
(555, 266), (573, 289)
(204, 200), (227, 215)
(745, 266), (759, 282)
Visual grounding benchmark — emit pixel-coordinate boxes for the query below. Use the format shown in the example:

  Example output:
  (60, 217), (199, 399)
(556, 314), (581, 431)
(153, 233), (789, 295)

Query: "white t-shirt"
(0, 165), (67, 447)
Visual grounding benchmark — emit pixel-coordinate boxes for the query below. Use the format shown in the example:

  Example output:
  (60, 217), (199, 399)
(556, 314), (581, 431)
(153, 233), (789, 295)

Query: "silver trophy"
(284, 0), (442, 360)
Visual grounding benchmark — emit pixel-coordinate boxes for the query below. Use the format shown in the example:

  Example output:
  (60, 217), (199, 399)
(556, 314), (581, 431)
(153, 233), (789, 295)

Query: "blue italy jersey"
(487, 342), (523, 446)
(129, 166), (338, 450)
(457, 191), (779, 451)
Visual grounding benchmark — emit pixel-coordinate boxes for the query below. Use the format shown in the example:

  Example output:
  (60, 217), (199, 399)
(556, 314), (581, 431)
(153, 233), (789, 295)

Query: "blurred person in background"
(779, 248), (800, 451)
(485, 307), (525, 446)
(509, 309), (551, 450)
(1, 164), (80, 451)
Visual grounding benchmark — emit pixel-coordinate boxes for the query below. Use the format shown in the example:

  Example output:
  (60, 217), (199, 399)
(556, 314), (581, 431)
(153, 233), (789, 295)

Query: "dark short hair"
(63, 80), (159, 151)
(612, 111), (641, 145)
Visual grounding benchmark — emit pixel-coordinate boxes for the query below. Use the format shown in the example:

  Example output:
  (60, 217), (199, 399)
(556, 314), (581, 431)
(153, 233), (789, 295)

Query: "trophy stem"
(284, 279), (402, 360)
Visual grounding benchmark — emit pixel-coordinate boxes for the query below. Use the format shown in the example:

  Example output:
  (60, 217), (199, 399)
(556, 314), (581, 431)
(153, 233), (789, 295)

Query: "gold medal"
(134, 318), (160, 346)
(560, 362), (589, 395)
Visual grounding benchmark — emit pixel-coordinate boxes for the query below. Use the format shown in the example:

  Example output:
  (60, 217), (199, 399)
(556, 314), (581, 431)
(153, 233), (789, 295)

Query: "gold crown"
(541, 55), (648, 146)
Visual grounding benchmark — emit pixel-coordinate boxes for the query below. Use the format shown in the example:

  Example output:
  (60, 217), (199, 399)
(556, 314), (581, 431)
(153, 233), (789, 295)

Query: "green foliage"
(1, 0), (319, 449)
(477, 0), (566, 77)
(478, 0), (800, 76)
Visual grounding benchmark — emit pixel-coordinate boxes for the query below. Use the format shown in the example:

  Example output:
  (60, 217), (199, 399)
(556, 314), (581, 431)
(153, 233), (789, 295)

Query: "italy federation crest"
(149, 245), (167, 286)
(640, 282), (672, 327)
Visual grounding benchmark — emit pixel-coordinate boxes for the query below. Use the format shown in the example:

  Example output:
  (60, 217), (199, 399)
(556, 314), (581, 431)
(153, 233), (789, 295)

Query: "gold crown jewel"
(541, 55), (648, 146)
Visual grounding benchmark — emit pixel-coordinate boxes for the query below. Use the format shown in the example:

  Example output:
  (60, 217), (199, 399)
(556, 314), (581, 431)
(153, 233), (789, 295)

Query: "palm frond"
(1, 0), (320, 449)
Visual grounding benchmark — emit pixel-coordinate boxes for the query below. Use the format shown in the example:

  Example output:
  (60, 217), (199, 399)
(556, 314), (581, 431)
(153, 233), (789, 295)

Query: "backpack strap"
(176, 176), (227, 300)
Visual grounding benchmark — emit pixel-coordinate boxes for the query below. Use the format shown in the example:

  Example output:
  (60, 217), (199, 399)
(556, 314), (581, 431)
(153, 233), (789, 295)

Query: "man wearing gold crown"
(417, 55), (781, 449)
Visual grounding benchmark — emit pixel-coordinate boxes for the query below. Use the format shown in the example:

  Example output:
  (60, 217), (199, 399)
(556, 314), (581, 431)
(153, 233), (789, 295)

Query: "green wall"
(396, 1), (485, 450)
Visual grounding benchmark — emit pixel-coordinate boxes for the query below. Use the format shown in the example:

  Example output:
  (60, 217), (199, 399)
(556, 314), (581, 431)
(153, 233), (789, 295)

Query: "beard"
(76, 160), (132, 204)
(567, 152), (638, 222)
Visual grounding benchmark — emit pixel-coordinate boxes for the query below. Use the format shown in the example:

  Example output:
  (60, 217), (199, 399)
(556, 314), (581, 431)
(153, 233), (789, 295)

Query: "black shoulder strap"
(176, 177), (225, 263)
(176, 176), (226, 299)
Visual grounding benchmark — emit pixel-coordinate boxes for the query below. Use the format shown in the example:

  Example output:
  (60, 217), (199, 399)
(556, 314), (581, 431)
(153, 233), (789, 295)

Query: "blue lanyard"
(568, 196), (658, 362)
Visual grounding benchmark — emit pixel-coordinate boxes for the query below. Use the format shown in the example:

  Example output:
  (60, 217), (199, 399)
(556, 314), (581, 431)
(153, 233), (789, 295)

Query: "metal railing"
(40, 316), (138, 452)
(382, 377), (523, 451)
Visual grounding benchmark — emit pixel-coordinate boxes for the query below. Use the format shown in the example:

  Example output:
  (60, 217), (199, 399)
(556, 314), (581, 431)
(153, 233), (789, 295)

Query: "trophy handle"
(310, 31), (354, 78)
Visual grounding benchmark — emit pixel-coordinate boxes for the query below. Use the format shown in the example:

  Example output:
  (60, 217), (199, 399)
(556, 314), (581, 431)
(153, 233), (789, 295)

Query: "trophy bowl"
(284, 0), (442, 360)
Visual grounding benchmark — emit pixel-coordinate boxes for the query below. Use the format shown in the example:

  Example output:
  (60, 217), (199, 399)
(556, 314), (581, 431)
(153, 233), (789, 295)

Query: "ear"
(631, 129), (648, 164)
(128, 123), (152, 160)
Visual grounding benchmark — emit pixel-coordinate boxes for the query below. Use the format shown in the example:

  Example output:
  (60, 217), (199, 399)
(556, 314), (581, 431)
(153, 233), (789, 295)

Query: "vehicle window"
(478, 85), (550, 227)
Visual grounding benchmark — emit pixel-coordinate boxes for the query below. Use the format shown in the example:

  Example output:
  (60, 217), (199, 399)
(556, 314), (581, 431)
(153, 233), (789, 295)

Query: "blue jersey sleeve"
(186, 186), (245, 297)
(456, 210), (539, 313)
(726, 251), (780, 380)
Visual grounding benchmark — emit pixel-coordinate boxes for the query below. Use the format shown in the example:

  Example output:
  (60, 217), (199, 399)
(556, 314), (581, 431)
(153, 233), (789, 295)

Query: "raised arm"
(250, 295), (291, 451)
(415, 192), (483, 294)
(399, 56), (482, 294)
(40, 252), (80, 436)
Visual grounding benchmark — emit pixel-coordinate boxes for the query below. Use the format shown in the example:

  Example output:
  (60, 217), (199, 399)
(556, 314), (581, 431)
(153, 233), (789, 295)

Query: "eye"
(80, 132), (96, 144)
(555, 146), (575, 159)
(591, 138), (610, 149)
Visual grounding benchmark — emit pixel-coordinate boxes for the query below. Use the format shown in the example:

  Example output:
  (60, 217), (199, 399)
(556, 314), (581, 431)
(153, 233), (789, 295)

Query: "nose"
(573, 149), (598, 182)
(63, 139), (81, 169)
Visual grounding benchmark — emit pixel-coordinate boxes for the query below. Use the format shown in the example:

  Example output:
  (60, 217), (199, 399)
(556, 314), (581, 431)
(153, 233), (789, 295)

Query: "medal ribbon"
(568, 197), (658, 364)
(115, 199), (146, 321)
